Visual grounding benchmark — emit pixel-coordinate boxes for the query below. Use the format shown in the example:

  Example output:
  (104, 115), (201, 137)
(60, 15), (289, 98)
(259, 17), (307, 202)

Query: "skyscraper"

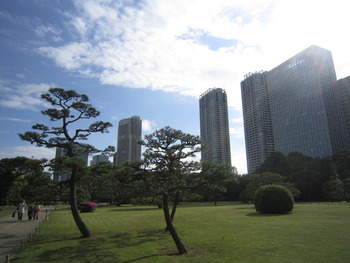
(116, 116), (142, 165)
(199, 88), (231, 164)
(337, 76), (350, 145)
(241, 45), (349, 173)
(241, 71), (274, 174)
(267, 45), (348, 157)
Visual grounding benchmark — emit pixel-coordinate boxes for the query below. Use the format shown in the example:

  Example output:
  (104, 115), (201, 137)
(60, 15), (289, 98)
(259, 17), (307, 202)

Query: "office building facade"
(241, 71), (275, 174)
(199, 88), (231, 164)
(116, 116), (142, 165)
(242, 45), (349, 173)
(337, 76), (350, 145)
(267, 45), (348, 157)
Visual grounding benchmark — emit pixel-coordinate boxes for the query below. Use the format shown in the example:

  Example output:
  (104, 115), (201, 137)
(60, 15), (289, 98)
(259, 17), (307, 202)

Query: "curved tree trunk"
(69, 170), (91, 238)
(162, 193), (187, 254)
(170, 191), (180, 222)
(165, 191), (179, 231)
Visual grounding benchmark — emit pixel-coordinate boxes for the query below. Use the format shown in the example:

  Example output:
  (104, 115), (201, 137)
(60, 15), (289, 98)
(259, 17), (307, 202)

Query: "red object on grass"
(78, 202), (97, 212)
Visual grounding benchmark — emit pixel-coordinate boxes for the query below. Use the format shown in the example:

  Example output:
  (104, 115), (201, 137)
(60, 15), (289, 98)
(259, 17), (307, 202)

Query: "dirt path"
(0, 206), (55, 262)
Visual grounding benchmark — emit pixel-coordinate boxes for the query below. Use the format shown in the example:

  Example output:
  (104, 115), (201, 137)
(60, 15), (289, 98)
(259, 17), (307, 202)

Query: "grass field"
(0, 206), (15, 218)
(14, 202), (350, 263)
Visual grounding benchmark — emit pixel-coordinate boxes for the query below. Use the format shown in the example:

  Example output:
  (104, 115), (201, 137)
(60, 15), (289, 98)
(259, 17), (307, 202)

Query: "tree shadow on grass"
(109, 229), (179, 262)
(247, 212), (291, 217)
(108, 208), (160, 212)
(109, 229), (166, 248)
(15, 236), (120, 262)
(24, 229), (177, 262)
(234, 206), (255, 210)
(121, 252), (179, 263)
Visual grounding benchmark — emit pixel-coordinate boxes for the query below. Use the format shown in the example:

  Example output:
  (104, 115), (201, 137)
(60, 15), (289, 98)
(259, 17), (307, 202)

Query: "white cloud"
(230, 127), (244, 138)
(31, 0), (350, 175)
(37, 0), (350, 114)
(0, 117), (32, 123)
(231, 117), (243, 124)
(0, 145), (55, 160)
(0, 82), (52, 111)
(35, 24), (62, 42)
(231, 149), (247, 174)
(142, 119), (157, 132)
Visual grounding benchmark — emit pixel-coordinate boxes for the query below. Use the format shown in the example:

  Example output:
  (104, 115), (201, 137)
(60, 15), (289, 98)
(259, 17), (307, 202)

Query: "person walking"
(28, 203), (35, 220)
(34, 203), (40, 221)
(16, 200), (26, 221)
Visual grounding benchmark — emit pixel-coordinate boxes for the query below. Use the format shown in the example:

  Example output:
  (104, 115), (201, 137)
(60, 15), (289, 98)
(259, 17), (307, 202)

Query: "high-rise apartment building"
(241, 71), (274, 174)
(199, 88), (231, 164)
(116, 116), (142, 165)
(241, 45), (349, 174)
(337, 76), (350, 145)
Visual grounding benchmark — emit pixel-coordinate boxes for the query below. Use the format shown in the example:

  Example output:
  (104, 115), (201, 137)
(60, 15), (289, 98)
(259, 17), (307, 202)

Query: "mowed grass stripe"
(14, 202), (350, 263)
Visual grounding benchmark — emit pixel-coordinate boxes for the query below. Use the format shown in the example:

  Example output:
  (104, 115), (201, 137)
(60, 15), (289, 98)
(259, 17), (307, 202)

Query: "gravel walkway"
(0, 206), (55, 262)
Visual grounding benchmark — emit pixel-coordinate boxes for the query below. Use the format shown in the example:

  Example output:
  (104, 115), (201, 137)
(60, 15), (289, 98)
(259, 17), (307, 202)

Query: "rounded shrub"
(254, 184), (294, 214)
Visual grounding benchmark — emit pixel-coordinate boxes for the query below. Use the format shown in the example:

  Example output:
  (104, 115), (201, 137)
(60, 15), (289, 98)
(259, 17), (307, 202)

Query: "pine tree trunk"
(165, 192), (179, 231)
(69, 170), (91, 238)
(162, 193), (187, 254)
(170, 191), (179, 222)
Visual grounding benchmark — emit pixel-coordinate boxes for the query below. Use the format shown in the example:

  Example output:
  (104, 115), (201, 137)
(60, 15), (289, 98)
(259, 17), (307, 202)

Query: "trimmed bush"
(78, 202), (97, 212)
(254, 184), (294, 214)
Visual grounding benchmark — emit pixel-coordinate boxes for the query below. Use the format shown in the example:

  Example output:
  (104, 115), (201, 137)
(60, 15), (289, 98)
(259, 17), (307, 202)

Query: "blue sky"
(1, 0), (349, 174)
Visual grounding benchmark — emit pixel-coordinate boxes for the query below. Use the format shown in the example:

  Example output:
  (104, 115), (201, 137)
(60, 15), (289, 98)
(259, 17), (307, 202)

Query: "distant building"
(53, 144), (89, 182)
(90, 154), (110, 166)
(116, 116), (142, 165)
(337, 76), (350, 145)
(199, 88), (231, 164)
(241, 71), (274, 174)
(241, 45), (349, 174)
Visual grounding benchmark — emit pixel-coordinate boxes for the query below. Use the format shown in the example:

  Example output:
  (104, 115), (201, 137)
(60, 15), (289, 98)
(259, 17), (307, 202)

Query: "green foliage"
(242, 172), (300, 201)
(18, 87), (113, 155)
(256, 152), (291, 177)
(140, 126), (203, 254)
(254, 151), (350, 201)
(19, 87), (114, 238)
(254, 184), (294, 214)
(140, 126), (202, 196)
(332, 151), (350, 179)
(0, 157), (48, 205)
(342, 178), (350, 202)
(322, 177), (344, 201)
(81, 162), (142, 205)
(195, 161), (238, 202)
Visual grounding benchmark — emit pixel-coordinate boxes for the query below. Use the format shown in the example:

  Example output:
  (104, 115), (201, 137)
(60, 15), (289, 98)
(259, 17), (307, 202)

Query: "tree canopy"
(19, 87), (114, 238)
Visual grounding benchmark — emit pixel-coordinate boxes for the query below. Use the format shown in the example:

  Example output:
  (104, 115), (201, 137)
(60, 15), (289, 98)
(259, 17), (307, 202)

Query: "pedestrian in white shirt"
(16, 200), (26, 221)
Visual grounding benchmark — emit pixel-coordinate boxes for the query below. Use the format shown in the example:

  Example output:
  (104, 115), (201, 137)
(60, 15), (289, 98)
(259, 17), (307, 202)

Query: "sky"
(1, 0), (350, 174)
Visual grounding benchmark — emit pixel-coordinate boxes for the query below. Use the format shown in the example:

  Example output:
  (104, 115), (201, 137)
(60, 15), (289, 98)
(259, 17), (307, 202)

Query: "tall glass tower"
(199, 88), (231, 164)
(241, 45), (349, 174)
(267, 45), (348, 158)
(337, 76), (350, 146)
(241, 71), (274, 174)
(116, 116), (142, 165)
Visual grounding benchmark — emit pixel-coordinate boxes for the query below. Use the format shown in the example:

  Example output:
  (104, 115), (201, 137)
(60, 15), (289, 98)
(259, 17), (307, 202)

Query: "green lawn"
(15, 202), (350, 263)
(0, 206), (15, 218)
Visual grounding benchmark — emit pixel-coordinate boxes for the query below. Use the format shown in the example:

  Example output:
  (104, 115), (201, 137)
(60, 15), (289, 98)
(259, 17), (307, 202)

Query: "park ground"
(5, 202), (350, 263)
